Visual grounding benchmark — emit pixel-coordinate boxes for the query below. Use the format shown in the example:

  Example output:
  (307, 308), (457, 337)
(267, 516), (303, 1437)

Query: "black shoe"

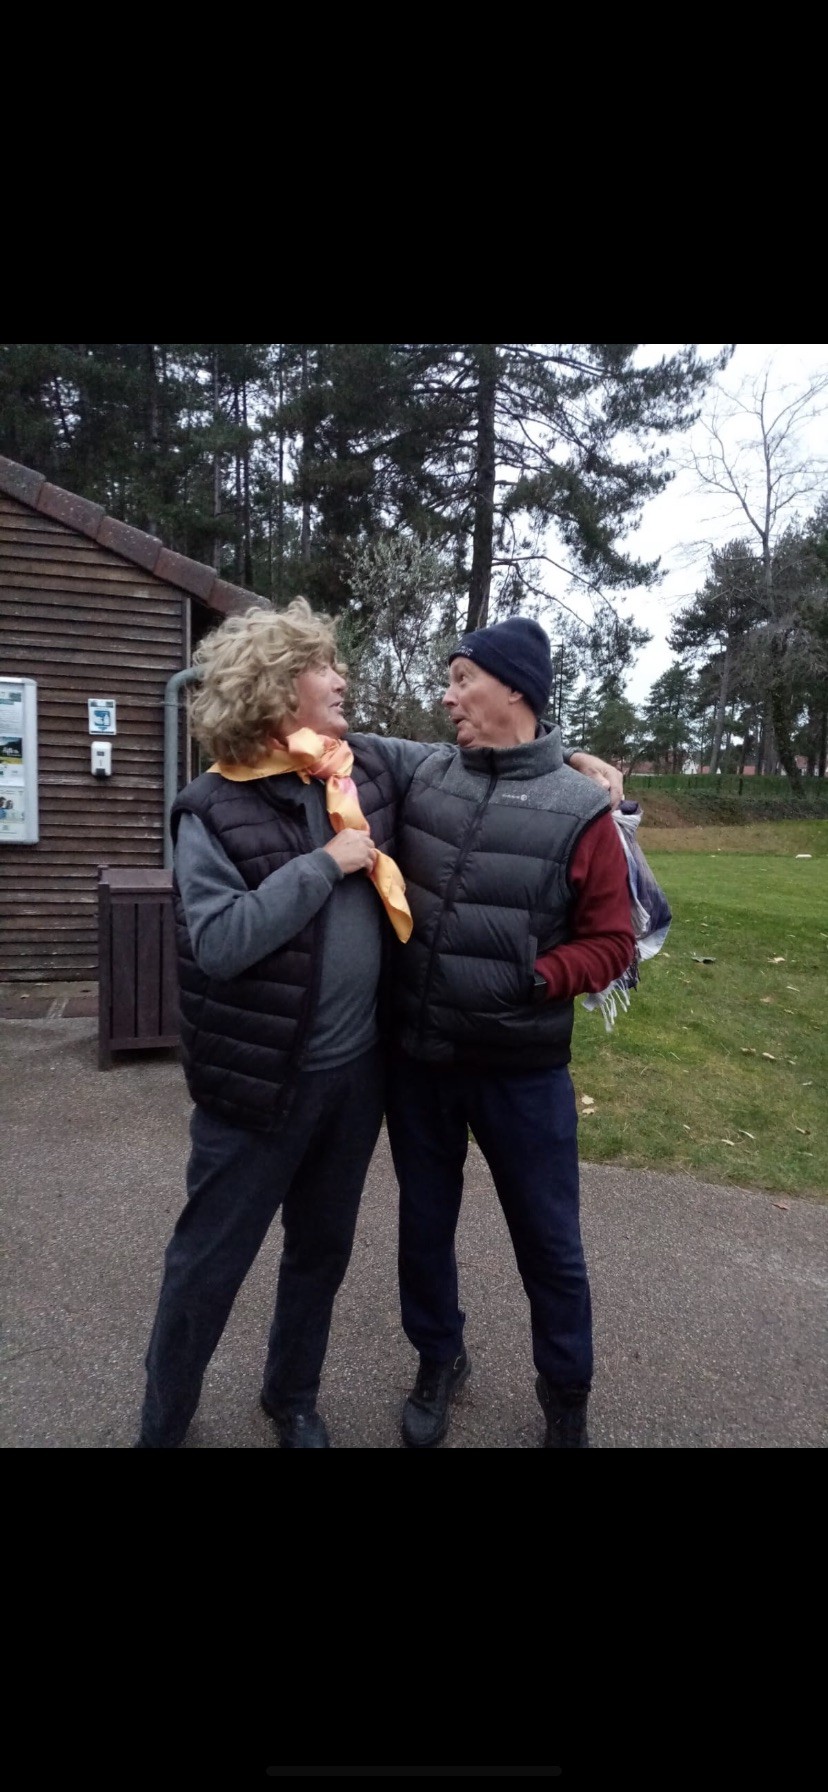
(402, 1348), (470, 1449)
(535, 1375), (590, 1449)
(260, 1393), (330, 1449)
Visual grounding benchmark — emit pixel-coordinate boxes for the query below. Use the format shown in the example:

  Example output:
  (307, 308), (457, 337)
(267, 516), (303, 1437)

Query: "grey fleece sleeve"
(174, 811), (343, 981)
(347, 732), (436, 796)
(351, 729), (577, 774)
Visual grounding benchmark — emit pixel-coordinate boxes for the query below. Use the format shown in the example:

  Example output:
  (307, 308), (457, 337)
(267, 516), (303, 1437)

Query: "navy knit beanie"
(449, 616), (553, 717)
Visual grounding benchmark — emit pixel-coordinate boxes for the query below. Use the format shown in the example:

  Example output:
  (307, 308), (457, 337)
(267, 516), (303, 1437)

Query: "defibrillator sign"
(88, 698), (117, 735)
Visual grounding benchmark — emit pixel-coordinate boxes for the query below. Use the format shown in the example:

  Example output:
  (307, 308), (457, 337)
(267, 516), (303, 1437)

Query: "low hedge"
(663, 791), (828, 822)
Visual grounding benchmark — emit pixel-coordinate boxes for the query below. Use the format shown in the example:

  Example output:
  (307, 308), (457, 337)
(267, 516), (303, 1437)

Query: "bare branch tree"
(686, 356), (828, 780)
(691, 360), (828, 549)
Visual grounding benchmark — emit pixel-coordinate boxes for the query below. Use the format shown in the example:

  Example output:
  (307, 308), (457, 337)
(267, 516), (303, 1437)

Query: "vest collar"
(458, 721), (564, 779)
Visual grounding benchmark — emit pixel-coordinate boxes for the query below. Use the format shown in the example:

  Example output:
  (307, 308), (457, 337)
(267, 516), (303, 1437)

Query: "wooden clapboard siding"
(0, 492), (186, 980)
(0, 460), (266, 984)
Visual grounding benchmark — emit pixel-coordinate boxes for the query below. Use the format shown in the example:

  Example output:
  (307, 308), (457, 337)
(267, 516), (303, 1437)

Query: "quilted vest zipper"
(416, 762), (497, 1047)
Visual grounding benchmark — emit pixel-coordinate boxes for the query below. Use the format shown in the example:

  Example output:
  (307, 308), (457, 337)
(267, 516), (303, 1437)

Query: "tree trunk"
(242, 377), (253, 588)
(300, 348), (312, 565)
(144, 345), (160, 537)
(759, 527), (800, 782)
(708, 645), (731, 775)
(212, 349), (222, 573)
(768, 636), (802, 785)
(737, 711), (755, 775)
(233, 384), (243, 583)
(277, 346), (285, 602)
(465, 346), (497, 631)
(756, 704), (767, 776)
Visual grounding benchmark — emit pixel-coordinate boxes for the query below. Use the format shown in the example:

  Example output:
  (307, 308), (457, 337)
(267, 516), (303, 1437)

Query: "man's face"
(288, 660), (349, 739)
(442, 657), (520, 748)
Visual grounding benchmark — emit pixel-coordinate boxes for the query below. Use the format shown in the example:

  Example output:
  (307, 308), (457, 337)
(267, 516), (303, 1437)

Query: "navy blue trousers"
(139, 1046), (384, 1447)
(386, 1055), (593, 1391)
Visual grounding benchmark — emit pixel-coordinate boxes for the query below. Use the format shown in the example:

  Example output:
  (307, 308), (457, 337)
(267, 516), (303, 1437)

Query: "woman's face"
(280, 660), (349, 740)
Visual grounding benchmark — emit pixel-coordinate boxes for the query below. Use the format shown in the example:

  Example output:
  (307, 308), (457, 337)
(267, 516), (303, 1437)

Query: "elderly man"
(385, 616), (635, 1449)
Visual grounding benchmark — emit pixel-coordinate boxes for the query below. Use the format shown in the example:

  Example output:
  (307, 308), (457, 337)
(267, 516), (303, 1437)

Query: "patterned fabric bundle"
(582, 801), (672, 1031)
(210, 728), (413, 943)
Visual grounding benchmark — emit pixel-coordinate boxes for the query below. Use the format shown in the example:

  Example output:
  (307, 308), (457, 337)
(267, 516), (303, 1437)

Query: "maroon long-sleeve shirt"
(534, 810), (636, 1002)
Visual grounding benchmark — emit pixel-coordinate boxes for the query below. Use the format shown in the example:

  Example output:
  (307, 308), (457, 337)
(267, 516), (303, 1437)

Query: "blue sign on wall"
(88, 698), (117, 736)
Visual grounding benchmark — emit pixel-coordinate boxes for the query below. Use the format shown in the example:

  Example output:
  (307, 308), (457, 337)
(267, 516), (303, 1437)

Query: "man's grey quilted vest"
(393, 726), (609, 1068)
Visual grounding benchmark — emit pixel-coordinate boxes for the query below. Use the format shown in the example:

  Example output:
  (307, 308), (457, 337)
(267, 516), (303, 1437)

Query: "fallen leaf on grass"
(759, 996), (773, 1004)
(768, 956), (786, 964)
(738, 1129), (755, 1139)
(682, 1125), (692, 1133)
(720, 1138), (736, 1146)
(690, 953), (717, 964)
(794, 1127), (811, 1136)
(802, 1080), (813, 1086)
(580, 1094), (595, 1107)
(762, 1053), (776, 1061)
(786, 986), (799, 992)
(741, 1047), (756, 1055)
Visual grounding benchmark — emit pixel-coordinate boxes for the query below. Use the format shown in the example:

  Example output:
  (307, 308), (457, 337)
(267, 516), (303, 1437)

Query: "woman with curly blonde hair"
(135, 597), (428, 1450)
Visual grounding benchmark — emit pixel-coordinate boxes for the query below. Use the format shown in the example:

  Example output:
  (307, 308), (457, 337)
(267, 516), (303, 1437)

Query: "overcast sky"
(540, 342), (828, 705)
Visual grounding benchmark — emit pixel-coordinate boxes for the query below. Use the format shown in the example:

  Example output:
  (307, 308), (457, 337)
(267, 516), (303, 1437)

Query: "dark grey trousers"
(138, 1046), (384, 1446)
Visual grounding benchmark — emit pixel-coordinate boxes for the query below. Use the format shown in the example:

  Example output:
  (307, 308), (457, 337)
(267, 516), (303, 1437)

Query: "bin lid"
(98, 867), (173, 890)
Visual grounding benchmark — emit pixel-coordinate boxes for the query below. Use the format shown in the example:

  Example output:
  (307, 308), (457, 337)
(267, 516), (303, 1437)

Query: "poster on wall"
(0, 678), (39, 843)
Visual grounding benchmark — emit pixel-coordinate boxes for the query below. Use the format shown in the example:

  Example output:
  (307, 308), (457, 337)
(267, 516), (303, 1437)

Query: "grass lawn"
(571, 820), (828, 1201)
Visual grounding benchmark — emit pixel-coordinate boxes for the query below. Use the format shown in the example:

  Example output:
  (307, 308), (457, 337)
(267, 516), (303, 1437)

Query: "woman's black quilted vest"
(171, 740), (398, 1132)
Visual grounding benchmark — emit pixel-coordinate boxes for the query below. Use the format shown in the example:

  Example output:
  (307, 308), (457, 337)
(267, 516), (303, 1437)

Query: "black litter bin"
(97, 866), (179, 1068)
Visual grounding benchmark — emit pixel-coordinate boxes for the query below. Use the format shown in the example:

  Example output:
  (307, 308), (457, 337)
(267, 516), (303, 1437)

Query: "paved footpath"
(2, 1010), (826, 1449)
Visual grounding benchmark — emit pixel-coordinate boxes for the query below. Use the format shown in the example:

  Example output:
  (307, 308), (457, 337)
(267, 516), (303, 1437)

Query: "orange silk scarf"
(209, 728), (413, 943)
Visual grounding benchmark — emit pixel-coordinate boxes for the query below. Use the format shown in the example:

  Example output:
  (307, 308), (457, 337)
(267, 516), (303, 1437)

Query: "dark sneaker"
(260, 1393), (330, 1449)
(535, 1375), (590, 1449)
(402, 1348), (470, 1449)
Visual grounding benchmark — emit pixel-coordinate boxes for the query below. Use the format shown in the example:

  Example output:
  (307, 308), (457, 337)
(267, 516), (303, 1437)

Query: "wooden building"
(0, 454), (268, 984)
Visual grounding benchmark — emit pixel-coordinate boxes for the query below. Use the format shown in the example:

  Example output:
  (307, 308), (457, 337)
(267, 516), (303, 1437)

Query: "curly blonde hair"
(188, 598), (343, 764)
